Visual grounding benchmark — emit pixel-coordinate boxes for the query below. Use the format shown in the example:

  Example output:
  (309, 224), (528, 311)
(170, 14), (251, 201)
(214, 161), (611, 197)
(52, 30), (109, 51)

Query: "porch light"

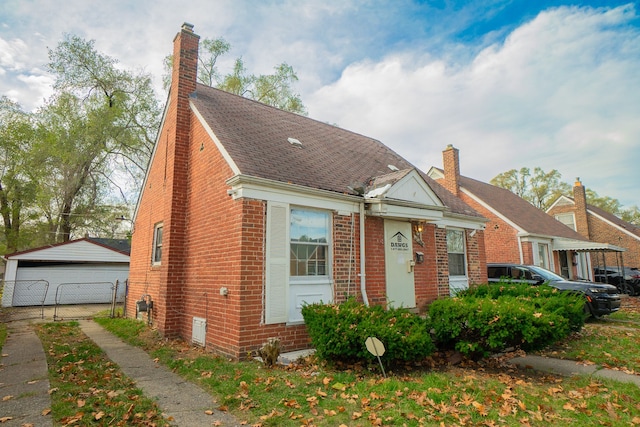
(413, 222), (425, 247)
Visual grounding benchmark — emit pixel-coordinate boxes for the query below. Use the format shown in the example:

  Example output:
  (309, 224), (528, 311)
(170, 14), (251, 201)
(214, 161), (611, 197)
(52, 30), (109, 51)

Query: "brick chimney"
(442, 144), (461, 196)
(159, 23), (200, 335)
(573, 178), (590, 239)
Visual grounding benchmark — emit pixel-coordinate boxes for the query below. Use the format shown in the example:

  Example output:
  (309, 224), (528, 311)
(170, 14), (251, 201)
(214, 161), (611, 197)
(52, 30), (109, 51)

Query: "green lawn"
(92, 312), (640, 426)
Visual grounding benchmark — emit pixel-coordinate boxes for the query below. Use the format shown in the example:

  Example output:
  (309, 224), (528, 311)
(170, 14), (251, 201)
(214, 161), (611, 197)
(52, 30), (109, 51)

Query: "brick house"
(127, 24), (488, 359)
(547, 179), (640, 269)
(428, 145), (623, 280)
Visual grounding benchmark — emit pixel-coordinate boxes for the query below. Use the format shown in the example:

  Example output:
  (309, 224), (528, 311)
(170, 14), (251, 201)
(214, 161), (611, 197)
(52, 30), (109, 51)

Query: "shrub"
(301, 298), (435, 365)
(428, 283), (585, 358)
(460, 283), (586, 331)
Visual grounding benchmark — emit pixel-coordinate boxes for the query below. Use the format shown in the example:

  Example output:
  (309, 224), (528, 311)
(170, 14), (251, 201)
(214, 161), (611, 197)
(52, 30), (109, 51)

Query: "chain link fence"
(0, 279), (127, 322)
(0, 280), (50, 321)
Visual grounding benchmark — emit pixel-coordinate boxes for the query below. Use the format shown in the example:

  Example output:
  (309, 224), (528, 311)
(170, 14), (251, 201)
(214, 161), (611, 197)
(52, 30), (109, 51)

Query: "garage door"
(14, 264), (129, 306)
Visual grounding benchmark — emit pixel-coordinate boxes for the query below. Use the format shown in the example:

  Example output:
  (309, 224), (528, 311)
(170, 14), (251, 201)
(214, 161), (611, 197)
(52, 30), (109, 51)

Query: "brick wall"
(455, 192), (523, 264)
(128, 25), (200, 333)
(364, 217), (386, 306)
(466, 229), (487, 284)
(333, 213), (361, 303)
(548, 197), (640, 269)
(413, 223), (440, 309)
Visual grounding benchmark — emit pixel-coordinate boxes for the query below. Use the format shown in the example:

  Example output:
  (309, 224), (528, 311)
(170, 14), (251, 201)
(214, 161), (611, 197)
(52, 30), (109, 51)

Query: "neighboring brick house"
(428, 145), (623, 280)
(128, 24), (488, 359)
(547, 179), (640, 269)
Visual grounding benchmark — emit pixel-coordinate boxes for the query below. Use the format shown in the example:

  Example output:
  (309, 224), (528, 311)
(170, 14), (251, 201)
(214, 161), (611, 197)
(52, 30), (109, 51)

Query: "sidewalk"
(0, 319), (241, 426)
(508, 354), (640, 387)
(0, 321), (52, 426)
(78, 320), (241, 426)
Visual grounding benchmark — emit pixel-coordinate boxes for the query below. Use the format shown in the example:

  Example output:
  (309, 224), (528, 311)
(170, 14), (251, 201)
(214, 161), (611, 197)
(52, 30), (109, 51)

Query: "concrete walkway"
(508, 354), (640, 387)
(0, 319), (241, 426)
(0, 321), (52, 426)
(78, 320), (241, 426)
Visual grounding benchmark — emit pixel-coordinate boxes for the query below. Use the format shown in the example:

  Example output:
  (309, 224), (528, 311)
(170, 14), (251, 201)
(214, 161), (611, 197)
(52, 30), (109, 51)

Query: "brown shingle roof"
(587, 203), (640, 240)
(191, 84), (483, 219)
(459, 175), (588, 240)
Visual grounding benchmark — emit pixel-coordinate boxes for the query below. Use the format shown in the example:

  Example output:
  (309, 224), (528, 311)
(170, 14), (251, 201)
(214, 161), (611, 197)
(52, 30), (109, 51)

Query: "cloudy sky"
(1, 0), (638, 207)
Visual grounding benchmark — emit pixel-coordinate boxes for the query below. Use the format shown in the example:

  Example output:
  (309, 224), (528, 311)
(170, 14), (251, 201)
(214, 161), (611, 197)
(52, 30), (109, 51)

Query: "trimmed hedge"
(302, 283), (586, 363)
(301, 298), (435, 365)
(459, 283), (587, 331)
(429, 283), (586, 358)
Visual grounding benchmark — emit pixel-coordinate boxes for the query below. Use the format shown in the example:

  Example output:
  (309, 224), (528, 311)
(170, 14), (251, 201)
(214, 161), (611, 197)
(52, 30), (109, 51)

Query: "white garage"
(2, 238), (130, 307)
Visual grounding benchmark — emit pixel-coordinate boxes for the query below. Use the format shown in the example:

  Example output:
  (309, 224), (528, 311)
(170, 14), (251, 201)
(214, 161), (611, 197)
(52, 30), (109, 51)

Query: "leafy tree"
(0, 97), (40, 253)
(163, 36), (307, 115)
(42, 34), (160, 242)
(490, 167), (571, 210)
(621, 206), (640, 226)
(0, 35), (160, 252)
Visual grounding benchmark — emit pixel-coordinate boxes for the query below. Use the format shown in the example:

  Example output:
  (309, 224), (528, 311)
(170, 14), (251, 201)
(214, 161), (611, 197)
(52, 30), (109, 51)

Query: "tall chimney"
(573, 178), (590, 239)
(158, 23), (200, 335)
(442, 144), (461, 196)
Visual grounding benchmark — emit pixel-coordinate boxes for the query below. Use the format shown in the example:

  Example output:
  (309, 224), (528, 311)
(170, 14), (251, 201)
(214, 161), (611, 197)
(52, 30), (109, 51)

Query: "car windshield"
(528, 265), (564, 281)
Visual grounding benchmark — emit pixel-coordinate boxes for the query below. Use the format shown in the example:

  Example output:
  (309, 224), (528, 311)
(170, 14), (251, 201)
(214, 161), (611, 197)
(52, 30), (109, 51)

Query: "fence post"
(111, 280), (119, 318)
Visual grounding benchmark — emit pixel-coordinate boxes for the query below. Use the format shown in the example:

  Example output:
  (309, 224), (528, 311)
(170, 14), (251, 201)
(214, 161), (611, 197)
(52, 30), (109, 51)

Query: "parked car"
(487, 263), (621, 318)
(593, 266), (640, 296)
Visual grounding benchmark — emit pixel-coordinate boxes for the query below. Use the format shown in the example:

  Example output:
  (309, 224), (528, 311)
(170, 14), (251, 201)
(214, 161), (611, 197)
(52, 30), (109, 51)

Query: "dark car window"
(488, 266), (508, 279)
(512, 267), (532, 280)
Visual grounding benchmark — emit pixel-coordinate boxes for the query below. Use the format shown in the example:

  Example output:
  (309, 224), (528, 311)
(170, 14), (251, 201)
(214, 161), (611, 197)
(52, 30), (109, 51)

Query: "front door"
(384, 220), (416, 308)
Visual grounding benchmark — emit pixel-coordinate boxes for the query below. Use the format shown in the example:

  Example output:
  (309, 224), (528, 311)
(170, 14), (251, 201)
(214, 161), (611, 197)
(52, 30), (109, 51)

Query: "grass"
(34, 321), (170, 426)
(536, 298), (640, 374)
(93, 315), (640, 426)
(2, 298), (635, 426)
(0, 322), (6, 353)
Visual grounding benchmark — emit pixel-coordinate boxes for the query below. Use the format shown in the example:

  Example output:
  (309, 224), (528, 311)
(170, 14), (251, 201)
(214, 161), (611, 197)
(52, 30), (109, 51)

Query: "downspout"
(517, 235), (524, 264)
(359, 201), (369, 306)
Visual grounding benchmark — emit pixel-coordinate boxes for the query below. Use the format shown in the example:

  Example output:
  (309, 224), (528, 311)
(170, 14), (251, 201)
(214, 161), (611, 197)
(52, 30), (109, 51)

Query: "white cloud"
(0, 1), (638, 208)
(0, 37), (28, 70)
(307, 5), (640, 207)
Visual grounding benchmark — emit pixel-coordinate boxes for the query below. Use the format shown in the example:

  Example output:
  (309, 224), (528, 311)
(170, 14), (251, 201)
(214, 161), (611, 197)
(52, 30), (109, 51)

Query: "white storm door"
(384, 220), (416, 308)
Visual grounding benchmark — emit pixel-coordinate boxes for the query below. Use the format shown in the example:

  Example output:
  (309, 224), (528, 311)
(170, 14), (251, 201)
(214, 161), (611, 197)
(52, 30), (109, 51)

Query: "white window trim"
(152, 222), (163, 266)
(554, 212), (577, 231)
(265, 202), (334, 325)
(446, 228), (468, 278)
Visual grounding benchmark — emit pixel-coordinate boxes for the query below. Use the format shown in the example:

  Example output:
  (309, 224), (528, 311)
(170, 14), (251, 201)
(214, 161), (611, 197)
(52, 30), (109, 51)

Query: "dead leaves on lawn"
(35, 323), (167, 426)
(238, 357), (640, 427)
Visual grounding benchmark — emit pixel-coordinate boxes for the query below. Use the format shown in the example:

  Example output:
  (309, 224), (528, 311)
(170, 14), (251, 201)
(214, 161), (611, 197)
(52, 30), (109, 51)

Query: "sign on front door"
(384, 220), (416, 308)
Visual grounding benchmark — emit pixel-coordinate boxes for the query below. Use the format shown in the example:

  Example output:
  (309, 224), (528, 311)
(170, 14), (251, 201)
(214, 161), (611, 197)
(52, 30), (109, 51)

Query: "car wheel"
(584, 302), (598, 319)
(621, 283), (635, 296)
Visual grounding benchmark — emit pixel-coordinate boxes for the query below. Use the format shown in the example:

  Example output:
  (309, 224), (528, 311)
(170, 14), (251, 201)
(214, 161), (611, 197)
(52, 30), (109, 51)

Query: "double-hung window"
(447, 229), (466, 276)
(152, 223), (163, 265)
(290, 208), (329, 278)
(265, 202), (333, 324)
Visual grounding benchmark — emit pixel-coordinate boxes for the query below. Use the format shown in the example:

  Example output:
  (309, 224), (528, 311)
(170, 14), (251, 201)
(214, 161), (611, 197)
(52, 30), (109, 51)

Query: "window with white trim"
(555, 213), (576, 231)
(290, 208), (329, 277)
(447, 229), (466, 276)
(265, 202), (333, 325)
(152, 223), (163, 265)
(537, 243), (550, 269)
